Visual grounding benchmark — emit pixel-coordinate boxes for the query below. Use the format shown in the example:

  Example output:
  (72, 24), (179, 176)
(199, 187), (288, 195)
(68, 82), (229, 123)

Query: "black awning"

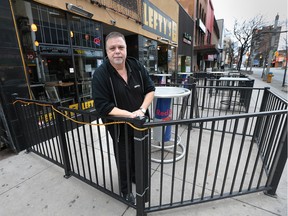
(194, 44), (219, 55)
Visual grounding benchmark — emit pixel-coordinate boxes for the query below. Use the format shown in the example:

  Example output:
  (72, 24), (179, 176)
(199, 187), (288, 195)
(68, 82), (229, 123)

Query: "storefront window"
(31, 5), (68, 45)
(168, 45), (177, 73)
(139, 36), (157, 73)
(13, 0), (103, 107)
(70, 16), (102, 49)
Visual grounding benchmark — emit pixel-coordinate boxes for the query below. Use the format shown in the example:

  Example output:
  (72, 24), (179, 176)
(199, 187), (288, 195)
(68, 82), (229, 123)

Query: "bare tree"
(233, 15), (264, 71)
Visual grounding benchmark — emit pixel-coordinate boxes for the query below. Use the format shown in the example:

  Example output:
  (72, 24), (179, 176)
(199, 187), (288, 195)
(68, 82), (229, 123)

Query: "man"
(92, 32), (155, 204)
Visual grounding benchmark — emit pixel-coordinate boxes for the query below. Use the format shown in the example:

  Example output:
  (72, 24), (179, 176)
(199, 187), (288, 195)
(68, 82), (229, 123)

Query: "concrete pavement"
(0, 72), (287, 216)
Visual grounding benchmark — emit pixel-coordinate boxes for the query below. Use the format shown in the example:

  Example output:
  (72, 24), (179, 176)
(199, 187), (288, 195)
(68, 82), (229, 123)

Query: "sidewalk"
(0, 73), (287, 216)
(244, 69), (288, 100)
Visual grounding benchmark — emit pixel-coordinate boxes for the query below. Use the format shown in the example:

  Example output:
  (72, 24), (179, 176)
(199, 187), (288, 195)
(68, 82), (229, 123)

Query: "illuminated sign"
(142, 0), (177, 42)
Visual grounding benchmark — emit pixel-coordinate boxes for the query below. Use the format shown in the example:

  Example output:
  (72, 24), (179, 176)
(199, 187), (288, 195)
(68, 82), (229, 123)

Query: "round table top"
(178, 72), (193, 75)
(155, 86), (191, 98)
(153, 73), (172, 77)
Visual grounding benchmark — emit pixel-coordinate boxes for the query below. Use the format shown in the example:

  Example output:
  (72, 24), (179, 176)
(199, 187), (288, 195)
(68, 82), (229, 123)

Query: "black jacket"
(92, 57), (155, 117)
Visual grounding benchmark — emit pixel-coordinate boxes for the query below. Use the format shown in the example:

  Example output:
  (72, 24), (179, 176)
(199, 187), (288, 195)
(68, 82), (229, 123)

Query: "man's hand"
(132, 109), (145, 118)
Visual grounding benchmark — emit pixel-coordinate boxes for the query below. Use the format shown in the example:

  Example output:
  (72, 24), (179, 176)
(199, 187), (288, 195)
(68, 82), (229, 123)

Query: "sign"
(26, 52), (35, 60)
(93, 37), (101, 46)
(183, 32), (192, 45)
(154, 98), (172, 142)
(74, 49), (103, 57)
(39, 45), (70, 54)
(142, 0), (177, 41)
(197, 19), (206, 33)
(38, 100), (94, 126)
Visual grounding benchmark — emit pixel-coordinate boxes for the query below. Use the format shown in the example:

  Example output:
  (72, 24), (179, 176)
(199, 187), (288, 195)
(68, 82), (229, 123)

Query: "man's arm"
(108, 107), (137, 118)
(139, 91), (154, 111)
(108, 91), (155, 118)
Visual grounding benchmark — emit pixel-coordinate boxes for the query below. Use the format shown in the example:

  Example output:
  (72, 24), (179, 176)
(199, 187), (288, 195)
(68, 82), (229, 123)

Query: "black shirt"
(92, 57), (155, 116)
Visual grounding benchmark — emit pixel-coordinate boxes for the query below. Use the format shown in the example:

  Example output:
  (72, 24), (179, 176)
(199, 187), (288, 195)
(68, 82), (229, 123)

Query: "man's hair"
(105, 32), (126, 46)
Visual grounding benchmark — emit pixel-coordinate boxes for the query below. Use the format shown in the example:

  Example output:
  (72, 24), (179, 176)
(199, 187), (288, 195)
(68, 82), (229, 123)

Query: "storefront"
(13, 1), (104, 109)
(1, 0), (179, 152)
(177, 5), (194, 73)
(194, 44), (219, 72)
(142, 0), (178, 74)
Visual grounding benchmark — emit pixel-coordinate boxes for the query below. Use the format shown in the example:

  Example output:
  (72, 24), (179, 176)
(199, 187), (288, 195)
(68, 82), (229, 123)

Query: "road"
(240, 66), (287, 100)
(251, 66), (288, 85)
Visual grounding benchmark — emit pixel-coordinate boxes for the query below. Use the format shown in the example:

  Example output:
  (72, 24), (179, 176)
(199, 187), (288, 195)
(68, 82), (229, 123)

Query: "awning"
(194, 44), (220, 55)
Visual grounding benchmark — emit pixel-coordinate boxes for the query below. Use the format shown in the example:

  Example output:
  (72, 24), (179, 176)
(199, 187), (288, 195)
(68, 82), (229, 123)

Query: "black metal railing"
(142, 110), (287, 214)
(13, 85), (287, 216)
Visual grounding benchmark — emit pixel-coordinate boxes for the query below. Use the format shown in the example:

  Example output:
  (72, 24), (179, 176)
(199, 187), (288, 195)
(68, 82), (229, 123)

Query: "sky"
(212, 0), (288, 32)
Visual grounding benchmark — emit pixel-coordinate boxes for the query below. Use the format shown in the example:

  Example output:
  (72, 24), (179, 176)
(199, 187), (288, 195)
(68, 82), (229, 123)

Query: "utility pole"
(263, 14), (279, 81)
(282, 23), (287, 87)
(249, 40), (256, 71)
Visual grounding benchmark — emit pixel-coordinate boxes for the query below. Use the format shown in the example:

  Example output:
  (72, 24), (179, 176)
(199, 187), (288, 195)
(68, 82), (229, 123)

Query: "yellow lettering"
(154, 11), (158, 30)
(82, 101), (88, 110)
(163, 17), (167, 34)
(158, 14), (163, 32)
(148, 7), (153, 28)
(69, 103), (79, 117)
(49, 112), (53, 121)
(168, 21), (172, 37)
(44, 113), (49, 122)
(87, 100), (94, 108)
(143, 3), (148, 26)
(172, 21), (177, 42)
(69, 104), (78, 109)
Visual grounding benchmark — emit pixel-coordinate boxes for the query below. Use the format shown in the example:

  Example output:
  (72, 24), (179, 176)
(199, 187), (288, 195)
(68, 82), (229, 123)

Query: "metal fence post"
(133, 117), (149, 216)
(253, 87), (270, 143)
(265, 118), (287, 196)
(189, 83), (196, 119)
(54, 109), (71, 178)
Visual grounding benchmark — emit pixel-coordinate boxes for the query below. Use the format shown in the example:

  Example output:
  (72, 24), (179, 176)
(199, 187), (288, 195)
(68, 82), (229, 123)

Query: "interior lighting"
(34, 40), (39, 47)
(31, 24), (37, 32)
(66, 3), (93, 18)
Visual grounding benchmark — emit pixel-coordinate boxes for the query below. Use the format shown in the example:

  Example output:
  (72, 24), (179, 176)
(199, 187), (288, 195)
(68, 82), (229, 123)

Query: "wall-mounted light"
(70, 31), (74, 38)
(171, 41), (178, 46)
(34, 40), (39, 47)
(157, 37), (178, 47)
(66, 3), (93, 18)
(157, 37), (169, 43)
(31, 23), (37, 32)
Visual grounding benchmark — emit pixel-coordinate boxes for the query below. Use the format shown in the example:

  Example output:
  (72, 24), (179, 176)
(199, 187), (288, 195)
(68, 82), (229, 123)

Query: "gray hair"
(105, 32), (126, 46)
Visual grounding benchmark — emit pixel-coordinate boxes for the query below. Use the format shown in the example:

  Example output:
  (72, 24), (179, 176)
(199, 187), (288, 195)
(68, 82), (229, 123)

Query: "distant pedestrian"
(221, 61), (224, 71)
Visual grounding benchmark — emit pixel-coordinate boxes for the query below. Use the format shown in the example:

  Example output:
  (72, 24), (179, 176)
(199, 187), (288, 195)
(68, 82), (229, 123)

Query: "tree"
(233, 15), (264, 71)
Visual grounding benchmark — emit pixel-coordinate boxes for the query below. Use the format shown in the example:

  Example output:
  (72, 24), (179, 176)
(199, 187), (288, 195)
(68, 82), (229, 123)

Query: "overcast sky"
(212, 0), (287, 49)
(212, 0), (288, 31)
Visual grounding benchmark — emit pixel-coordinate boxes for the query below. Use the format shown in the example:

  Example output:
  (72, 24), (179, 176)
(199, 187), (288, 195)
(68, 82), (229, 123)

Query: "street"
(250, 66), (288, 85)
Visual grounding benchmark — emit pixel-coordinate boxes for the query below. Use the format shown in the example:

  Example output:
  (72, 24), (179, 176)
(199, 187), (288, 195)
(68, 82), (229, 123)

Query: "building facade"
(178, 0), (221, 72)
(1, 0), (182, 151)
(251, 25), (282, 67)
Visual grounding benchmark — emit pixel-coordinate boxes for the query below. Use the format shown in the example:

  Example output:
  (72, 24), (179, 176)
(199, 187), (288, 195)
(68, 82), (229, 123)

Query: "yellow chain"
(13, 100), (149, 131)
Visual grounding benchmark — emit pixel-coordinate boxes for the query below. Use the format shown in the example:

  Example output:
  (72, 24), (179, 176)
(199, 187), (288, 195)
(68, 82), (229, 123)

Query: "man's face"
(106, 36), (127, 66)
